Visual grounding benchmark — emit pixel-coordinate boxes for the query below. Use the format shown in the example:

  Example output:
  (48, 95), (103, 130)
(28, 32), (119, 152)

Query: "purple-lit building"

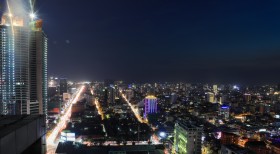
(143, 96), (157, 118)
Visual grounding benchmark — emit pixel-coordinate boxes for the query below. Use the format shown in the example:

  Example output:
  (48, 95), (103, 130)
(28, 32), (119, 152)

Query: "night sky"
(35, 0), (280, 83)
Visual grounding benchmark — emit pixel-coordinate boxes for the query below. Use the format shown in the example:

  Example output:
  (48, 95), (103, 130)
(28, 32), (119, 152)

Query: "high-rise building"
(29, 19), (48, 115)
(173, 120), (202, 154)
(59, 78), (67, 95)
(0, 14), (30, 115)
(0, 24), (16, 115)
(0, 9), (47, 115)
(143, 95), (157, 118)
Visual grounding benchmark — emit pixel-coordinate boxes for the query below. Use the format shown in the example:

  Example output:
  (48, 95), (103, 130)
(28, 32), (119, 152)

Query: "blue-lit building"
(220, 105), (230, 120)
(0, 13), (47, 115)
(0, 24), (16, 115)
(29, 19), (48, 115)
(0, 14), (30, 115)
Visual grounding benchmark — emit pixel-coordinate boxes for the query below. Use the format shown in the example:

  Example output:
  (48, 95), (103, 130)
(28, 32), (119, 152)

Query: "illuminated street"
(90, 89), (105, 120)
(119, 90), (148, 124)
(46, 85), (85, 154)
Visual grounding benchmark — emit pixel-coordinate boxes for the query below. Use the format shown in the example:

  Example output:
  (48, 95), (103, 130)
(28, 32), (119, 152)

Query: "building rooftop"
(0, 115), (46, 154)
(176, 120), (203, 130)
(0, 115), (45, 138)
(145, 95), (157, 99)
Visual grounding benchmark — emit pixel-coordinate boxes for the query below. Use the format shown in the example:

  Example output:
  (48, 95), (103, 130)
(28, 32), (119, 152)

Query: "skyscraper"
(143, 95), (157, 118)
(0, 14), (30, 115)
(0, 7), (47, 115)
(29, 19), (48, 115)
(0, 24), (16, 115)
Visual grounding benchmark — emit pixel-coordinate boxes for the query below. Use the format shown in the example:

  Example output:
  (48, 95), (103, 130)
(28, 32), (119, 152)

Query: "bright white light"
(159, 132), (166, 138)
(30, 13), (36, 20)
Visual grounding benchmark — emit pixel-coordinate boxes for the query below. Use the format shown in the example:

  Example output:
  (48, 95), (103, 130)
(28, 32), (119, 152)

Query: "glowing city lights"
(47, 86), (84, 145)
(120, 90), (148, 124)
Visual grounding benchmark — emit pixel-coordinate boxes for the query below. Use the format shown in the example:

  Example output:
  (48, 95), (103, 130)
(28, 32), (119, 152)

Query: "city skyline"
(1, 1), (280, 154)
(31, 0), (280, 83)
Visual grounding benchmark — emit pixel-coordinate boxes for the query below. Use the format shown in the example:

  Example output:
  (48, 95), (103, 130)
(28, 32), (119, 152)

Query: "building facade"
(143, 95), (157, 118)
(173, 120), (203, 154)
(29, 19), (48, 115)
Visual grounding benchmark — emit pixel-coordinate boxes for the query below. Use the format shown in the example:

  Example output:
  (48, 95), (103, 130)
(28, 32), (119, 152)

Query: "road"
(46, 85), (85, 154)
(94, 98), (105, 120)
(90, 88), (107, 135)
(119, 90), (148, 124)
(119, 90), (162, 145)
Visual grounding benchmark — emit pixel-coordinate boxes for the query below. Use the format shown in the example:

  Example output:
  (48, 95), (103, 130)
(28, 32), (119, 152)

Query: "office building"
(143, 95), (157, 118)
(173, 120), (202, 154)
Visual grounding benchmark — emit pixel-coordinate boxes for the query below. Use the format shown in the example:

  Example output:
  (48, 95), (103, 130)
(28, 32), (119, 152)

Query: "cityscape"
(1, 0), (280, 154)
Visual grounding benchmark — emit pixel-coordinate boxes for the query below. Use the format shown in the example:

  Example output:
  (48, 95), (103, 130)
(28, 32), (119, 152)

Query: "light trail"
(119, 90), (148, 124)
(47, 86), (85, 145)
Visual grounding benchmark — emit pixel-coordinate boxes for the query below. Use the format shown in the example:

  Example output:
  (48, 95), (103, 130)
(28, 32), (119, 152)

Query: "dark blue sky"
(36, 0), (280, 83)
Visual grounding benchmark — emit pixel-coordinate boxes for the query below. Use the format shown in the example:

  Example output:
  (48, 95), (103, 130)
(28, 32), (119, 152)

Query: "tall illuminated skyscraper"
(0, 14), (30, 115)
(0, 9), (47, 115)
(143, 95), (157, 118)
(29, 19), (48, 115)
(0, 24), (16, 115)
